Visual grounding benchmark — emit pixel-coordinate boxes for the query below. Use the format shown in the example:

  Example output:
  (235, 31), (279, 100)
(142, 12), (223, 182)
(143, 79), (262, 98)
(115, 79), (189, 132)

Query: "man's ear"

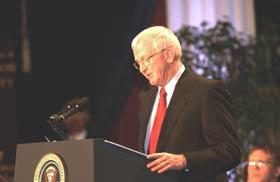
(165, 48), (175, 63)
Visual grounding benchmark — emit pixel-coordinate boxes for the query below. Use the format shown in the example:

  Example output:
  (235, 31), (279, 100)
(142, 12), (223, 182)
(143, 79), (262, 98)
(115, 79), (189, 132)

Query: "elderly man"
(131, 26), (241, 181)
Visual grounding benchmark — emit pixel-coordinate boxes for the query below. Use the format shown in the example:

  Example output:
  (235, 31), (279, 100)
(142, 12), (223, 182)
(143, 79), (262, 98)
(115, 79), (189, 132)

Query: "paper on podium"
(104, 140), (146, 157)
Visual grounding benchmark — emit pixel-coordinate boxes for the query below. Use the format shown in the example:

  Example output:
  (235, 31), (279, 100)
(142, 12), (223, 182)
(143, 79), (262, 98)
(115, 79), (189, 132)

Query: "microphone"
(49, 97), (90, 122)
(47, 97), (90, 140)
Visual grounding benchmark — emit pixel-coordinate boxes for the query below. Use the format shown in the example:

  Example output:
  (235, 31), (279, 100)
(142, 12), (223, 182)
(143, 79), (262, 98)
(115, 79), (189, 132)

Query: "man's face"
(134, 46), (169, 86)
(247, 149), (277, 182)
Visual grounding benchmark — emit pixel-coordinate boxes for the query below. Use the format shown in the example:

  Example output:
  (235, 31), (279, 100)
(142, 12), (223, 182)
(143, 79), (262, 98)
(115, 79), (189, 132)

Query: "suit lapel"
(157, 70), (192, 152)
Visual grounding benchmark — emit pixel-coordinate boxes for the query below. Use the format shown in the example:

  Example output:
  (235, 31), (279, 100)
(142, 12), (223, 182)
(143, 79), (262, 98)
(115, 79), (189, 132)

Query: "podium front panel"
(14, 139), (177, 182)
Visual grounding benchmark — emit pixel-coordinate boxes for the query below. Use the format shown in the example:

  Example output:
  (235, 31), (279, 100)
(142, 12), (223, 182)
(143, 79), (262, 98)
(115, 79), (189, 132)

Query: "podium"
(14, 138), (177, 182)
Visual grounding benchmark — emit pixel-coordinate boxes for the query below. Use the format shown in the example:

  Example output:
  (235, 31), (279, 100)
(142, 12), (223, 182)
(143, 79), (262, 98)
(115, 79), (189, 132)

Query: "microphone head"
(75, 97), (90, 111)
(48, 115), (66, 140)
(47, 96), (91, 140)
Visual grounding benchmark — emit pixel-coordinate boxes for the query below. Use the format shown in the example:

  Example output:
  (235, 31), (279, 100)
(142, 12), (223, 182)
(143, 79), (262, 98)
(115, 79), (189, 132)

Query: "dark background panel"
(16, 0), (156, 144)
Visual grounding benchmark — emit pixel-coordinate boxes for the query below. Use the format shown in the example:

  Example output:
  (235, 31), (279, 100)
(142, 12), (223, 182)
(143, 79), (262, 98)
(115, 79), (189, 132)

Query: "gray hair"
(131, 26), (182, 60)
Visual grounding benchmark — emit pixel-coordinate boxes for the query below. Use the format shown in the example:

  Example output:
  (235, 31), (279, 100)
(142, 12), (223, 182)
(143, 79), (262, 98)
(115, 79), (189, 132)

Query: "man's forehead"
(249, 150), (271, 160)
(134, 44), (153, 57)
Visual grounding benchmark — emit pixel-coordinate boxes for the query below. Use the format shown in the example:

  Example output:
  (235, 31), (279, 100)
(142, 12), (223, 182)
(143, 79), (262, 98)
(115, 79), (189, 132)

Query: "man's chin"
(248, 176), (261, 182)
(149, 80), (158, 86)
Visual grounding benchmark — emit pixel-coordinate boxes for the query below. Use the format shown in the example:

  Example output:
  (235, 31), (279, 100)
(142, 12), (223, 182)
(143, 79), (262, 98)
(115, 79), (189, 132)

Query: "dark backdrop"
(16, 0), (156, 144)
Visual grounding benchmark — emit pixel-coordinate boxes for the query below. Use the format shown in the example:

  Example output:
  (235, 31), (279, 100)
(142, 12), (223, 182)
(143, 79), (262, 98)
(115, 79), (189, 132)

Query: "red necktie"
(148, 88), (167, 154)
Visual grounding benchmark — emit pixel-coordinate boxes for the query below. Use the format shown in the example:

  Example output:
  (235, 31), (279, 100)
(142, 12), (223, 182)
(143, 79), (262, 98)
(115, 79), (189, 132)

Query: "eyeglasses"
(247, 161), (273, 168)
(133, 48), (168, 70)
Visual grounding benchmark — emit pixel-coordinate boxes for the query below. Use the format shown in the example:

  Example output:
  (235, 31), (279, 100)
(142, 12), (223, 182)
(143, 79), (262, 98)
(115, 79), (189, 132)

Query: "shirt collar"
(68, 130), (87, 140)
(159, 64), (185, 95)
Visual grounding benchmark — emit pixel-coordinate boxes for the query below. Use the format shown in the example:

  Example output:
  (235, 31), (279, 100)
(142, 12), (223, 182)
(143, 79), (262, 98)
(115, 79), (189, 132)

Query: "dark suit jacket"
(138, 69), (241, 182)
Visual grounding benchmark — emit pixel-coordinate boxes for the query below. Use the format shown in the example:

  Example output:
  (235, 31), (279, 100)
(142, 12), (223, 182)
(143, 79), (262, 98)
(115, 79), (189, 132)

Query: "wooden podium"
(14, 138), (177, 182)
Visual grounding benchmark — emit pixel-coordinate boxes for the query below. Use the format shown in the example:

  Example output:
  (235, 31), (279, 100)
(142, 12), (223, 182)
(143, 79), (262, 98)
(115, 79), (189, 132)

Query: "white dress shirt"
(144, 64), (185, 153)
(68, 130), (87, 140)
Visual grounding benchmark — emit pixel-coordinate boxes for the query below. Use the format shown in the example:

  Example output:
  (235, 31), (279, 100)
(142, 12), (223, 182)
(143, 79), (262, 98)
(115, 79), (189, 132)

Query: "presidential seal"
(33, 153), (67, 182)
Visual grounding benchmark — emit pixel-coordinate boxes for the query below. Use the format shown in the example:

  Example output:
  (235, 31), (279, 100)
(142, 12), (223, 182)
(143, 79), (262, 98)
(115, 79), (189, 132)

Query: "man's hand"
(146, 152), (187, 173)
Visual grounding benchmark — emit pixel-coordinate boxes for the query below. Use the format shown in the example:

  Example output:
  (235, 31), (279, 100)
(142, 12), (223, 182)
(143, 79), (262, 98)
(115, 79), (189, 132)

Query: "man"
(246, 144), (280, 182)
(131, 26), (241, 181)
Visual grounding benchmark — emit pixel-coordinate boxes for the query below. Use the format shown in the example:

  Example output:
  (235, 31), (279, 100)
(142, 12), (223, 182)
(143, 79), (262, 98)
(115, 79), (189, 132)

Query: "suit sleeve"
(183, 81), (241, 179)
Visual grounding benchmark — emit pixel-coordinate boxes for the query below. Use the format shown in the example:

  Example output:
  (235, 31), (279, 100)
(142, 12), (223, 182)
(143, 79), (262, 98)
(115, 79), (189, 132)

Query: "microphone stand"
(44, 136), (54, 142)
